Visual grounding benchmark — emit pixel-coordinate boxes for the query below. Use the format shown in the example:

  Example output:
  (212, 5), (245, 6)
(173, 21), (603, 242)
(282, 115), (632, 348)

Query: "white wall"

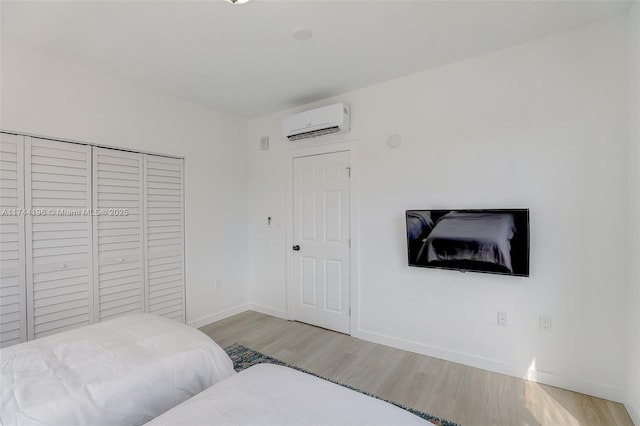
(626, 2), (640, 424)
(0, 42), (250, 326)
(248, 16), (630, 401)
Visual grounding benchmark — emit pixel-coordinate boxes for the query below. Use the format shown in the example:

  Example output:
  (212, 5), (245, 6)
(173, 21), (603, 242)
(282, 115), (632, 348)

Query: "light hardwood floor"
(200, 311), (633, 426)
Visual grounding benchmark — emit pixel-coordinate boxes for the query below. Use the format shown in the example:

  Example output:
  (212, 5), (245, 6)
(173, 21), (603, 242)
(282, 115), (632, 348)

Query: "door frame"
(285, 140), (360, 335)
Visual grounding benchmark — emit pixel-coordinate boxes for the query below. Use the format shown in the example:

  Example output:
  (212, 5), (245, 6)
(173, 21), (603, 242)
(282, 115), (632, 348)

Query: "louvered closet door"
(25, 138), (93, 340)
(0, 133), (27, 347)
(93, 148), (144, 321)
(144, 155), (185, 322)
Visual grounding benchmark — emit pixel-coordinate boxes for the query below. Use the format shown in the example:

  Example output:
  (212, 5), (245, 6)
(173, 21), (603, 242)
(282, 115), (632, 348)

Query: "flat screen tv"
(406, 209), (529, 277)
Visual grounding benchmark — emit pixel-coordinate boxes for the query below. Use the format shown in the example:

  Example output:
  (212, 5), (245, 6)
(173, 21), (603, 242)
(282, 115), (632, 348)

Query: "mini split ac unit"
(282, 103), (351, 141)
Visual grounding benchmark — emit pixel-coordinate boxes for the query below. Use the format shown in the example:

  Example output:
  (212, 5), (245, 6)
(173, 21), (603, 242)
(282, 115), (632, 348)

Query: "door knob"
(292, 245), (300, 251)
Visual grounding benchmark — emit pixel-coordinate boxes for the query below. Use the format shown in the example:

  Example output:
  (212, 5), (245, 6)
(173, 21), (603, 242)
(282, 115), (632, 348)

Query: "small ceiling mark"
(293, 27), (313, 41)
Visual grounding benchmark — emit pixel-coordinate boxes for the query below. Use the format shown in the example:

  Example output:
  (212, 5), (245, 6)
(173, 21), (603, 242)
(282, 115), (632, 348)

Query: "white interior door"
(0, 133), (27, 347)
(93, 147), (144, 321)
(25, 137), (93, 339)
(143, 155), (185, 323)
(293, 151), (350, 334)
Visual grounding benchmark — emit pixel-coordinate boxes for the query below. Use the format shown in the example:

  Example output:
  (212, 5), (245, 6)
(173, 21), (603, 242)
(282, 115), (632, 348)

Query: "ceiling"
(1, 0), (632, 118)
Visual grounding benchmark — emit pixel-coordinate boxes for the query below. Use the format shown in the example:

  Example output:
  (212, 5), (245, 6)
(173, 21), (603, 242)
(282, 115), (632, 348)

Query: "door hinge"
(349, 308), (351, 317)
(346, 166), (351, 177)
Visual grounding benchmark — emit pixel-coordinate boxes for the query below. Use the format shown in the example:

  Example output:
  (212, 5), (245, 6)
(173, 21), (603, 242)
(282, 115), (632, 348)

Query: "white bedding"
(146, 363), (434, 426)
(0, 313), (235, 426)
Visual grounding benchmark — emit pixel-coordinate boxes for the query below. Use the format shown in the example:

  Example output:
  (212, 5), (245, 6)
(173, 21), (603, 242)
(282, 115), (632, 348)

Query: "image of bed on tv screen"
(406, 209), (529, 277)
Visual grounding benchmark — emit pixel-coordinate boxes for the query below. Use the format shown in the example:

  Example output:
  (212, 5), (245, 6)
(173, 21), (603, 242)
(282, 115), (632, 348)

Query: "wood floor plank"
(200, 311), (633, 426)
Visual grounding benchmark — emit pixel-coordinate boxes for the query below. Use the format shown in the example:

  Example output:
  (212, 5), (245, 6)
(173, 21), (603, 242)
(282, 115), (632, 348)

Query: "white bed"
(0, 313), (235, 426)
(146, 363), (434, 426)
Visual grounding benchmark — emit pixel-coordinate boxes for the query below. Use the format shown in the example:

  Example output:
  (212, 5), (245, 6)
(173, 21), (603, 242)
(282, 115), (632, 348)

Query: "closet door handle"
(292, 245), (300, 251)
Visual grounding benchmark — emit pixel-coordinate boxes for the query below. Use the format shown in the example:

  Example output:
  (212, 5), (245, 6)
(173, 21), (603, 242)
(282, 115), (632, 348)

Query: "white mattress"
(146, 363), (434, 426)
(0, 313), (235, 426)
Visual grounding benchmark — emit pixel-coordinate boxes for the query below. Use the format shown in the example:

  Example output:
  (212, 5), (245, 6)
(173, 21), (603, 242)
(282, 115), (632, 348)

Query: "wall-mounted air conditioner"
(282, 103), (351, 141)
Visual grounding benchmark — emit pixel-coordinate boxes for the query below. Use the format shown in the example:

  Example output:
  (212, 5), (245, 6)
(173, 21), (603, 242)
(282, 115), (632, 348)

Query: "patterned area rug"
(224, 343), (460, 426)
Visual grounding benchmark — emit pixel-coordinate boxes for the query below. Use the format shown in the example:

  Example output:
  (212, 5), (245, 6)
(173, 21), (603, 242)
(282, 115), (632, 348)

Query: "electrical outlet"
(497, 311), (508, 327)
(539, 315), (552, 333)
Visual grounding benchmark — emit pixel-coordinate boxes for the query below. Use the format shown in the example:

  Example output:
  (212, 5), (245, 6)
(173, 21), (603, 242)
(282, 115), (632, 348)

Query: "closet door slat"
(25, 138), (93, 340)
(0, 133), (26, 348)
(144, 155), (185, 323)
(93, 148), (144, 322)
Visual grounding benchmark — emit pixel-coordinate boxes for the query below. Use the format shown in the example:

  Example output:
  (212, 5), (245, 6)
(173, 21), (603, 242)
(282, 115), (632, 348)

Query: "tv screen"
(406, 209), (529, 277)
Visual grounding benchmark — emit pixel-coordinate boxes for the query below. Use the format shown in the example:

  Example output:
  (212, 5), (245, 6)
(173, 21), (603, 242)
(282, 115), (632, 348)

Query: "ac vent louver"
(287, 126), (341, 141)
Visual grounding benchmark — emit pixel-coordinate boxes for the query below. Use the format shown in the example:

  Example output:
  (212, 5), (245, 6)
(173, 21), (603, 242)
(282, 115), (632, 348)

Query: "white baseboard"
(188, 304), (249, 328)
(248, 303), (289, 320)
(353, 327), (624, 403)
(625, 401), (640, 426)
